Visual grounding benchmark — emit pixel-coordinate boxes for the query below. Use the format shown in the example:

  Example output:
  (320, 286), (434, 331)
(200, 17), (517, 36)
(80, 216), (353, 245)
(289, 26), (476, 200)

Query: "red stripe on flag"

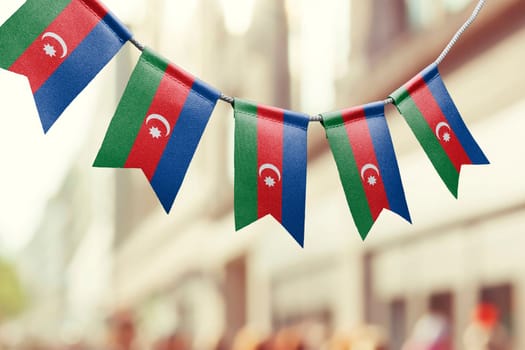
(9, 0), (106, 93)
(407, 75), (472, 171)
(257, 106), (284, 222)
(80, 0), (111, 19)
(165, 63), (195, 88)
(125, 67), (193, 180)
(343, 107), (390, 221)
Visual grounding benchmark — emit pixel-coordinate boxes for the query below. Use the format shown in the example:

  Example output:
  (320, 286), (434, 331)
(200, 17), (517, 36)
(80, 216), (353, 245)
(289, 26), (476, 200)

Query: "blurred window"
(368, 0), (408, 57)
(429, 290), (455, 345)
(286, 0), (351, 112)
(405, 0), (473, 29)
(389, 299), (406, 350)
(443, 0), (474, 13)
(367, 0), (475, 58)
(480, 284), (514, 334)
(429, 291), (454, 322)
(224, 256), (248, 346)
(405, 0), (439, 29)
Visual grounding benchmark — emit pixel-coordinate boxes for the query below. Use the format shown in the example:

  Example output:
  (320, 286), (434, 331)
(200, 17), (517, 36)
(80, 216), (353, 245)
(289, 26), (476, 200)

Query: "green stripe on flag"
(234, 99), (259, 230)
(0, 0), (71, 68)
(94, 48), (167, 168)
(391, 87), (460, 197)
(323, 112), (374, 239)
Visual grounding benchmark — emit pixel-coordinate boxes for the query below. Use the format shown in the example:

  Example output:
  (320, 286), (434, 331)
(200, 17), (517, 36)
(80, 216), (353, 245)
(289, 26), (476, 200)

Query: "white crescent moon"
(259, 163), (281, 182)
(360, 163), (380, 180)
(42, 32), (68, 58)
(146, 114), (171, 137)
(435, 122), (451, 140)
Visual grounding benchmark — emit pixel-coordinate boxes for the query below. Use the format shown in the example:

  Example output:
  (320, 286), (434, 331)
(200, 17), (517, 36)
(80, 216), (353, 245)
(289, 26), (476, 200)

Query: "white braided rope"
(382, 0), (486, 107)
(435, 0), (486, 65)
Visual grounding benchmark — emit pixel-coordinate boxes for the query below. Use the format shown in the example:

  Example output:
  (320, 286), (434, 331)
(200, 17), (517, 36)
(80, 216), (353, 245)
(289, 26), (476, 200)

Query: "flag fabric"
(322, 102), (411, 240)
(0, 0), (132, 132)
(390, 63), (489, 196)
(234, 99), (309, 247)
(94, 48), (220, 213)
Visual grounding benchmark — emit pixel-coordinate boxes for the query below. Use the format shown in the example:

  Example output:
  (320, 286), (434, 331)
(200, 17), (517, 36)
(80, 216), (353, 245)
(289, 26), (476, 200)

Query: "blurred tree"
(0, 257), (26, 320)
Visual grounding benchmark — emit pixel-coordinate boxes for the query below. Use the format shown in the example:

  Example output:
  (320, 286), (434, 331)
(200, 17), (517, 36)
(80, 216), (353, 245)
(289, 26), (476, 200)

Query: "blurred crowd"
(0, 303), (512, 350)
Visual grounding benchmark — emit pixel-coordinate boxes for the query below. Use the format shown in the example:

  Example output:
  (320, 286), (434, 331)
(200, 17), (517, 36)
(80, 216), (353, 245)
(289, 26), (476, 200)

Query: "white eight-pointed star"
(367, 175), (377, 186)
(442, 132), (451, 143)
(149, 126), (162, 139)
(264, 176), (276, 188)
(43, 43), (56, 57)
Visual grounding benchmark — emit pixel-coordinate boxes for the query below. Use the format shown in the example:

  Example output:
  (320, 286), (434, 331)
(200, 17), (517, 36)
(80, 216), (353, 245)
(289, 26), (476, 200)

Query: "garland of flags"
(0, 0), (489, 246)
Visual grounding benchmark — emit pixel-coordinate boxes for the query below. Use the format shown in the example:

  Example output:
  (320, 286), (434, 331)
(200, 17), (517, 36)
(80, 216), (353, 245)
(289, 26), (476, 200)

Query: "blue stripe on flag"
(150, 80), (220, 213)
(281, 110), (309, 247)
(34, 13), (131, 133)
(365, 102), (411, 223)
(422, 64), (489, 165)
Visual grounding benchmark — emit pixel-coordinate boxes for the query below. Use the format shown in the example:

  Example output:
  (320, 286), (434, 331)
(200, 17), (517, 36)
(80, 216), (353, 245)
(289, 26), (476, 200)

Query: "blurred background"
(0, 0), (524, 349)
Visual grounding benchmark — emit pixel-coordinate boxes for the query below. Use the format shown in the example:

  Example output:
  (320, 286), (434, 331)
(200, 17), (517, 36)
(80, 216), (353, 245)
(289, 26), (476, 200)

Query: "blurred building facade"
(2, 0), (525, 349)
(347, 1), (525, 349)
